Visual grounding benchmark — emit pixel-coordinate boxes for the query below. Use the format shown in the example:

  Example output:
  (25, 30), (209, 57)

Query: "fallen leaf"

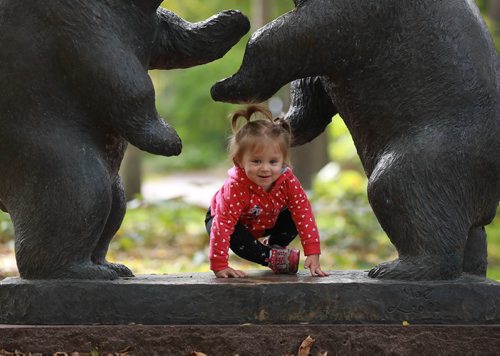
(402, 320), (410, 327)
(190, 352), (207, 356)
(298, 335), (315, 356)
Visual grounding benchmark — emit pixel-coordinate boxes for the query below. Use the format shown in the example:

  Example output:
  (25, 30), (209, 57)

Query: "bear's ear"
(133, 0), (163, 12)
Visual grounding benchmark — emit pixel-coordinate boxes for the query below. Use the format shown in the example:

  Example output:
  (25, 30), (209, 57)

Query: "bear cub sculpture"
(212, 0), (500, 280)
(0, 0), (249, 279)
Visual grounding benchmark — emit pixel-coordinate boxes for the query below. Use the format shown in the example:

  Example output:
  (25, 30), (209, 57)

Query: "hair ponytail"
(273, 116), (292, 135)
(230, 105), (273, 133)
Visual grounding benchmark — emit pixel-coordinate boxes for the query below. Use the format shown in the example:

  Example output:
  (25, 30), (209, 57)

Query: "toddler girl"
(205, 105), (328, 278)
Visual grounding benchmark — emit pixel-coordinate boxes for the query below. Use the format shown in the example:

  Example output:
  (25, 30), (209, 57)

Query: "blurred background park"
(0, 0), (499, 279)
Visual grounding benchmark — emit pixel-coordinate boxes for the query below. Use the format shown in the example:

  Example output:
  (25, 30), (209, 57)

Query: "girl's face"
(239, 141), (285, 192)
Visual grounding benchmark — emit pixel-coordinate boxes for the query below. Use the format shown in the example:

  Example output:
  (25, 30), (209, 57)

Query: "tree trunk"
(291, 132), (329, 190)
(251, 0), (272, 28)
(490, 0), (500, 20)
(120, 145), (143, 201)
(488, 0), (500, 53)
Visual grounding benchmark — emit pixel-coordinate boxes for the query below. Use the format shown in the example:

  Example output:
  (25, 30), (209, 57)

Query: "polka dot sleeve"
(209, 181), (248, 271)
(286, 177), (321, 256)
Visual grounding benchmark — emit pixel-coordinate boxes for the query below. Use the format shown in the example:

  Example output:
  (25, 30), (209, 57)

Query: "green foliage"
(151, 1), (294, 171)
(475, 0), (488, 12)
(116, 199), (206, 249)
(487, 215), (500, 280)
(478, 0), (500, 55)
(151, 61), (240, 171)
(313, 117), (395, 269)
(108, 198), (211, 273)
(312, 166), (397, 270)
(0, 212), (13, 244)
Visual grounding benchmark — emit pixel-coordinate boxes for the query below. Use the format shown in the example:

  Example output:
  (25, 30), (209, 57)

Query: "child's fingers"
(233, 269), (247, 278)
(214, 270), (229, 278)
(316, 268), (329, 277)
(215, 267), (246, 278)
(309, 266), (329, 277)
(226, 268), (247, 278)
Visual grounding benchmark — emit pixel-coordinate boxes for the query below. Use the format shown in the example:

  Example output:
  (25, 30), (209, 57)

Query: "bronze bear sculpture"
(0, 0), (249, 279)
(212, 0), (500, 280)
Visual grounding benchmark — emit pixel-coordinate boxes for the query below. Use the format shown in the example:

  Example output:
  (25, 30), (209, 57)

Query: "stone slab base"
(1, 324), (499, 355)
(1, 270), (500, 325)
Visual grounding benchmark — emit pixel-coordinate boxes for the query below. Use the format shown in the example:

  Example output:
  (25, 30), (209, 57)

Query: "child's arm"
(209, 181), (249, 277)
(304, 254), (329, 277)
(285, 175), (321, 256)
(285, 172), (328, 276)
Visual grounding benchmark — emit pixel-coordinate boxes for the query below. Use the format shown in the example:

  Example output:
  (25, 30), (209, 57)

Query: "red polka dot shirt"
(209, 165), (321, 271)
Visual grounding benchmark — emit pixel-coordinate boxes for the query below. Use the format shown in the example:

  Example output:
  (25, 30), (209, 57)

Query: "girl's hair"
(228, 105), (292, 165)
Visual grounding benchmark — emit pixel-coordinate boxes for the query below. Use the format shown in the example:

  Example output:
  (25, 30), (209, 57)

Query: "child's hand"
(304, 254), (329, 277)
(214, 266), (247, 278)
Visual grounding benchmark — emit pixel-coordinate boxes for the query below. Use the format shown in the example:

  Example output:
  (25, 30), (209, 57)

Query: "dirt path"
(141, 170), (225, 207)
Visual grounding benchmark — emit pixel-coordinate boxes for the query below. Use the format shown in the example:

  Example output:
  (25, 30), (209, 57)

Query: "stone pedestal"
(1, 270), (499, 354)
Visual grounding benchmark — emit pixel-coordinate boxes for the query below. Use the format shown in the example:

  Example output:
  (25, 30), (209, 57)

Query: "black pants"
(205, 208), (298, 266)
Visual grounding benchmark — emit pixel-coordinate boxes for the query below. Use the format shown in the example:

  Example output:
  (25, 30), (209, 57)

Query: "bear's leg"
(13, 157), (118, 280)
(366, 155), (466, 280)
(463, 226), (487, 276)
(91, 176), (134, 277)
